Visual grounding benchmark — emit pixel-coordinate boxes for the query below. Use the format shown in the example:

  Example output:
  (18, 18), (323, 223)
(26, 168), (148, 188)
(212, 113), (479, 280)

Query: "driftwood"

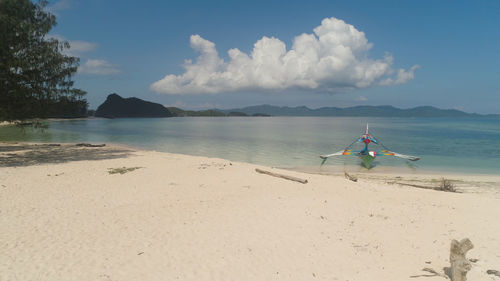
(255, 168), (308, 184)
(487, 270), (500, 277)
(422, 268), (449, 279)
(390, 180), (458, 193)
(438, 178), (456, 192)
(450, 238), (474, 281)
(75, 143), (106, 147)
(344, 172), (358, 182)
(409, 267), (449, 279)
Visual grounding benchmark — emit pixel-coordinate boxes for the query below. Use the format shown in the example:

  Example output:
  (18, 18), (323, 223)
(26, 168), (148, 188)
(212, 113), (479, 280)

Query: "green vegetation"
(166, 107), (270, 117)
(0, 0), (87, 122)
(107, 167), (142, 175)
(167, 107), (226, 117)
(95, 93), (172, 118)
(227, 111), (247, 116)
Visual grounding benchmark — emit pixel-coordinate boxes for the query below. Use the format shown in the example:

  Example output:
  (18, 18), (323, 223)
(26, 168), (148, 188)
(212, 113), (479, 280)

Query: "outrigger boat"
(320, 124), (420, 169)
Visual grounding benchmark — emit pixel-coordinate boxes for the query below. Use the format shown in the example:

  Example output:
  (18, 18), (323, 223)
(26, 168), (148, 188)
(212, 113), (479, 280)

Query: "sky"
(47, 0), (500, 113)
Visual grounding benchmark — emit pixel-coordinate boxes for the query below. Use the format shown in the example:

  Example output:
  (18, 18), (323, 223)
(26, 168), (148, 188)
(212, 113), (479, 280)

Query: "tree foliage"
(0, 0), (87, 121)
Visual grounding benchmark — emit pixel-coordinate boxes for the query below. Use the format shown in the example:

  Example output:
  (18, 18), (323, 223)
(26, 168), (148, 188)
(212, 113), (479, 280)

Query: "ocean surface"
(1, 117), (499, 174)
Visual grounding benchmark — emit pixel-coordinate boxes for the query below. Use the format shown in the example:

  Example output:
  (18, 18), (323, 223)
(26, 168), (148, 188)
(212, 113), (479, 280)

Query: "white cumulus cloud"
(380, 65), (420, 85)
(78, 59), (121, 75)
(151, 17), (419, 95)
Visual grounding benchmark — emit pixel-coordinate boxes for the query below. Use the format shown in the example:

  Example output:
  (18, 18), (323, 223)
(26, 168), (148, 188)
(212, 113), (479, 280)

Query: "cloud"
(48, 35), (121, 76)
(66, 40), (98, 56)
(151, 17), (419, 95)
(380, 65), (420, 85)
(48, 35), (98, 56)
(78, 59), (121, 75)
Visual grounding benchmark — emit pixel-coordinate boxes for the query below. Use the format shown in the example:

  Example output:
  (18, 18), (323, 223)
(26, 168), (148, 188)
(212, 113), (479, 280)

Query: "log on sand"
(255, 168), (308, 184)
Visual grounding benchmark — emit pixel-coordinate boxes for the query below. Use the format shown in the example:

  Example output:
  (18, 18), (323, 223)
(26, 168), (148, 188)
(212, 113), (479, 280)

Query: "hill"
(95, 94), (172, 118)
(217, 105), (484, 117)
(166, 107), (226, 117)
(166, 108), (269, 117)
(93, 94), (494, 118)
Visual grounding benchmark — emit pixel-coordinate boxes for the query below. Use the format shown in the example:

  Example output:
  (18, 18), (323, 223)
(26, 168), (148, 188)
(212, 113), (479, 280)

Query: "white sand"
(0, 121), (14, 126)
(1, 145), (499, 281)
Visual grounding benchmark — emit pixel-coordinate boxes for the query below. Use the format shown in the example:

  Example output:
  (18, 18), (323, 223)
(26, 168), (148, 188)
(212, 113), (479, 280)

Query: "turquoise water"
(1, 117), (499, 174)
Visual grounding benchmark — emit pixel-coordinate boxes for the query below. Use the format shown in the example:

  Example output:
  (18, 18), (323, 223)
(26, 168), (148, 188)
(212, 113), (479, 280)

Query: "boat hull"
(361, 154), (375, 169)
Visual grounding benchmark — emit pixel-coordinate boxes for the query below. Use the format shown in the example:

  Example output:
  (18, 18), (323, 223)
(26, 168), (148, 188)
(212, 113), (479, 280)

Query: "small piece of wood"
(450, 238), (474, 281)
(255, 168), (308, 184)
(486, 270), (500, 277)
(344, 172), (358, 182)
(422, 268), (449, 279)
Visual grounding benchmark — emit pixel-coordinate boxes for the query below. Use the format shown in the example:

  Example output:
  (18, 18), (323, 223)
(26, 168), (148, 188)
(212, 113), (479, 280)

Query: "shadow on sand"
(0, 143), (133, 167)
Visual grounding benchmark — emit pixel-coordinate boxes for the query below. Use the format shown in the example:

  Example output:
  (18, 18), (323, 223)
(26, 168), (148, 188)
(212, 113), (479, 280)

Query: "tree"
(0, 0), (87, 121)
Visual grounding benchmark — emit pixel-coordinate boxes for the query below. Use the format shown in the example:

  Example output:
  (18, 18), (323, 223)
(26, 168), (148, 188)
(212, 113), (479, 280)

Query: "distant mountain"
(217, 105), (487, 117)
(95, 94), (172, 118)
(166, 107), (226, 117)
(94, 94), (495, 118)
(227, 111), (248, 117)
(166, 107), (270, 117)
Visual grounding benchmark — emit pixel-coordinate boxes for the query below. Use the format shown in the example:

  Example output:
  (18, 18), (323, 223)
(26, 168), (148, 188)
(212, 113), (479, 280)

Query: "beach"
(1, 143), (499, 281)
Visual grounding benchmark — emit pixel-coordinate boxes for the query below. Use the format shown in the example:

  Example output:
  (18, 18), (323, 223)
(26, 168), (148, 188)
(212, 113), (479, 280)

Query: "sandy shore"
(1, 143), (499, 281)
(0, 121), (14, 126)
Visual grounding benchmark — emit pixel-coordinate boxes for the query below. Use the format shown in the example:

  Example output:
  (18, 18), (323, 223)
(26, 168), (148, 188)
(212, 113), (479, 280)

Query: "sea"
(1, 117), (499, 174)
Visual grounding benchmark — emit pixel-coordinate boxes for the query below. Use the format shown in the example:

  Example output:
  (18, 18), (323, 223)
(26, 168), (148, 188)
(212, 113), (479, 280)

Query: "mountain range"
(93, 94), (498, 118)
(216, 104), (498, 118)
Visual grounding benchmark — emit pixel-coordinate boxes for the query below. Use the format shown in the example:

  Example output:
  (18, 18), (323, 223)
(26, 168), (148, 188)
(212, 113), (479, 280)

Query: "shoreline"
(2, 140), (498, 177)
(2, 141), (499, 196)
(288, 163), (500, 176)
(1, 116), (498, 177)
(1, 142), (500, 198)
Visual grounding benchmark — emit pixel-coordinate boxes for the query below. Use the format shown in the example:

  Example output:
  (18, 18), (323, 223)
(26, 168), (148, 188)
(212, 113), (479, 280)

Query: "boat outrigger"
(320, 124), (420, 169)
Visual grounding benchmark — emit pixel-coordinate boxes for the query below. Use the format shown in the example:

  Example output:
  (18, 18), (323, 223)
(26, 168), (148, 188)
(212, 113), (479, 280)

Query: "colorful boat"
(320, 124), (420, 169)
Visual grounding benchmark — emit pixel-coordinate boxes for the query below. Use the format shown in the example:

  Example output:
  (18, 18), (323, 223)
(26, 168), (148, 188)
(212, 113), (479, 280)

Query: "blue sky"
(49, 0), (500, 113)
